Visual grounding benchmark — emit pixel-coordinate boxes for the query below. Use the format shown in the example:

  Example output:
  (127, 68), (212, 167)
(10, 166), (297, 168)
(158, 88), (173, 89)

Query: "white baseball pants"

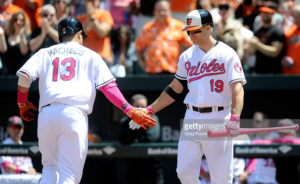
(177, 107), (233, 184)
(38, 103), (88, 184)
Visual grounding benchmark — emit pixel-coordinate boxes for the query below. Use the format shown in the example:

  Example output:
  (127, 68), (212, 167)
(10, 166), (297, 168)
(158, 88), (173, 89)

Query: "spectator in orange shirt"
(77, 0), (114, 65)
(282, 4), (300, 74)
(0, 0), (30, 31)
(135, 0), (192, 74)
(13, 0), (43, 31)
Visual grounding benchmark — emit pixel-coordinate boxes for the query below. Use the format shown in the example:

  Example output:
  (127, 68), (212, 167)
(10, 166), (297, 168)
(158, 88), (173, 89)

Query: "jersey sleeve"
(16, 51), (42, 82)
(94, 54), (115, 88)
(227, 55), (246, 85)
(175, 55), (187, 80)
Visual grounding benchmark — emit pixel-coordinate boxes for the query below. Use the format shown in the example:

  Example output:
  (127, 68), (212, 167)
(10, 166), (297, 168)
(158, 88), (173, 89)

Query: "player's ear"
(77, 31), (82, 39)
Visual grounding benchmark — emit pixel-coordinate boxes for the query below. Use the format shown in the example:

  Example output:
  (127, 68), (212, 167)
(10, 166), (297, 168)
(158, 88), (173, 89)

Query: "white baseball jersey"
(0, 138), (33, 175)
(175, 41), (246, 107)
(17, 42), (115, 114)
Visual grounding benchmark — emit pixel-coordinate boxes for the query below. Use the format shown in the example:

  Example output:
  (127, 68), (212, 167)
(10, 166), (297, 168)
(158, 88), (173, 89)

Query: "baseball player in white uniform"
(0, 116), (37, 175)
(130, 9), (246, 184)
(199, 135), (251, 184)
(15, 17), (156, 184)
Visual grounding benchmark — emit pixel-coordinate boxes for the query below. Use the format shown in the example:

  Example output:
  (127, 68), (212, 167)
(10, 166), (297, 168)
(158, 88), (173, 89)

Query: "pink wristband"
(15, 166), (21, 174)
(230, 115), (240, 121)
(17, 90), (28, 103)
(146, 106), (155, 116)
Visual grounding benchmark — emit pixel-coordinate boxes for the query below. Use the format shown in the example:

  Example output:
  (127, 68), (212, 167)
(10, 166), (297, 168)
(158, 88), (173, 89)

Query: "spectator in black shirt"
(118, 94), (163, 184)
(0, 11), (31, 75)
(246, 2), (285, 74)
(29, 4), (59, 53)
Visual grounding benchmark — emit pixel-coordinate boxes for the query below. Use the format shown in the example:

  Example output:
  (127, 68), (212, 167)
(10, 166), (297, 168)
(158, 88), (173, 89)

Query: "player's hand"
(128, 106), (155, 130)
(126, 107), (156, 130)
(226, 115), (240, 138)
(18, 101), (37, 121)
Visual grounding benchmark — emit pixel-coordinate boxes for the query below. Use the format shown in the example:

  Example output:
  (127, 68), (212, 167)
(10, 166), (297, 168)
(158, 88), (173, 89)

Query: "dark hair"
(255, 111), (269, 120)
(112, 25), (133, 53)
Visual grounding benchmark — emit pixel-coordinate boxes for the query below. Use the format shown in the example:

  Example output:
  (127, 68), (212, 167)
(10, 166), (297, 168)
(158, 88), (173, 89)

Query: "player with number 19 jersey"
(17, 41), (115, 114)
(175, 41), (246, 107)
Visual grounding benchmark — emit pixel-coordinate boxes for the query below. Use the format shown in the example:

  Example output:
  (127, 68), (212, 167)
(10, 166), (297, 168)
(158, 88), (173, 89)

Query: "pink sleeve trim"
(245, 158), (257, 174)
(99, 81), (131, 114)
(1, 162), (11, 171)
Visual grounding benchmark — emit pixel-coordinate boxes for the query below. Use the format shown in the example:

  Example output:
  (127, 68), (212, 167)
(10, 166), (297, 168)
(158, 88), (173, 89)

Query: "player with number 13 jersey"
(18, 41), (110, 114)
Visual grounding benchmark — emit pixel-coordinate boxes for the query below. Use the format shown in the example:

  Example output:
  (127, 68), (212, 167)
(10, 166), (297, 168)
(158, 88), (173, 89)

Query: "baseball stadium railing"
(0, 143), (299, 158)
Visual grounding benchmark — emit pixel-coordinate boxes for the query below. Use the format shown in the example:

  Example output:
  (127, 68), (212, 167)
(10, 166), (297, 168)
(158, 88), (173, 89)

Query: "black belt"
(42, 103), (68, 109)
(186, 104), (224, 113)
(41, 104), (50, 109)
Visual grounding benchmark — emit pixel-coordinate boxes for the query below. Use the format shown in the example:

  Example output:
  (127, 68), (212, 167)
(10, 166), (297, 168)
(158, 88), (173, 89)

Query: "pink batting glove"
(226, 115), (240, 138)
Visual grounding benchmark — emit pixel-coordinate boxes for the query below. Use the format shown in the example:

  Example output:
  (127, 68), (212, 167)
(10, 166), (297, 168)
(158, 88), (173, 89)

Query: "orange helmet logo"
(187, 18), (192, 25)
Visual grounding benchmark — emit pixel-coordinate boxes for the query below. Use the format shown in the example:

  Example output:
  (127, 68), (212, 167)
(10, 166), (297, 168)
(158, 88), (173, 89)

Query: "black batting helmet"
(182, 9), (214, 31)
(58, 17), (88, 42)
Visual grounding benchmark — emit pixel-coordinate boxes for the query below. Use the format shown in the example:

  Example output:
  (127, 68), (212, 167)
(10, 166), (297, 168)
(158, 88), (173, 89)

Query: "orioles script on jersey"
(185, 59), (226, 83)
(47, 47), (86, 57)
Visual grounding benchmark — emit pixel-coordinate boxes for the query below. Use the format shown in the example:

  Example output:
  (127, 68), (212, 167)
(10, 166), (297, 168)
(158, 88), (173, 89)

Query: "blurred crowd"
(0, 0), (300, 77)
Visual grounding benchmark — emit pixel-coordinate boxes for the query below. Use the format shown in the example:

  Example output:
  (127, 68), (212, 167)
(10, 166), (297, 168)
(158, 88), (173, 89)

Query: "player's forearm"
(150, 92), (175, 113)
(3, 163), (17, 173)
(231, 82), (244, 116)
(47, 27), (60, 43)
(99, 81), (131, 114)
(30, 34), (46, 52)
(18, 85), (29, 93)
(2, 162), (27, 174)
(150, 78), (184, 113)
(255, 41), (282, 58)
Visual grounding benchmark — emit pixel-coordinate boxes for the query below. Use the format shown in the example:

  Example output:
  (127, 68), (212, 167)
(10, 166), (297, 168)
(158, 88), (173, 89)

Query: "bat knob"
(207, 131), (212, 138)
(295, 124), (299, 131)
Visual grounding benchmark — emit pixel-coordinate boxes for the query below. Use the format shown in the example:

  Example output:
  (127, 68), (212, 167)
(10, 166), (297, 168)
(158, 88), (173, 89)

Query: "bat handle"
(207, 130), (227, 138)
(295, 124), (299, 131)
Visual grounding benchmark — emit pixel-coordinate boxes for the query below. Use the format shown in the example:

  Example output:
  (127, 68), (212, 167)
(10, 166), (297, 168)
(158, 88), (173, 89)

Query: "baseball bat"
(207, 124), (299, 138)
